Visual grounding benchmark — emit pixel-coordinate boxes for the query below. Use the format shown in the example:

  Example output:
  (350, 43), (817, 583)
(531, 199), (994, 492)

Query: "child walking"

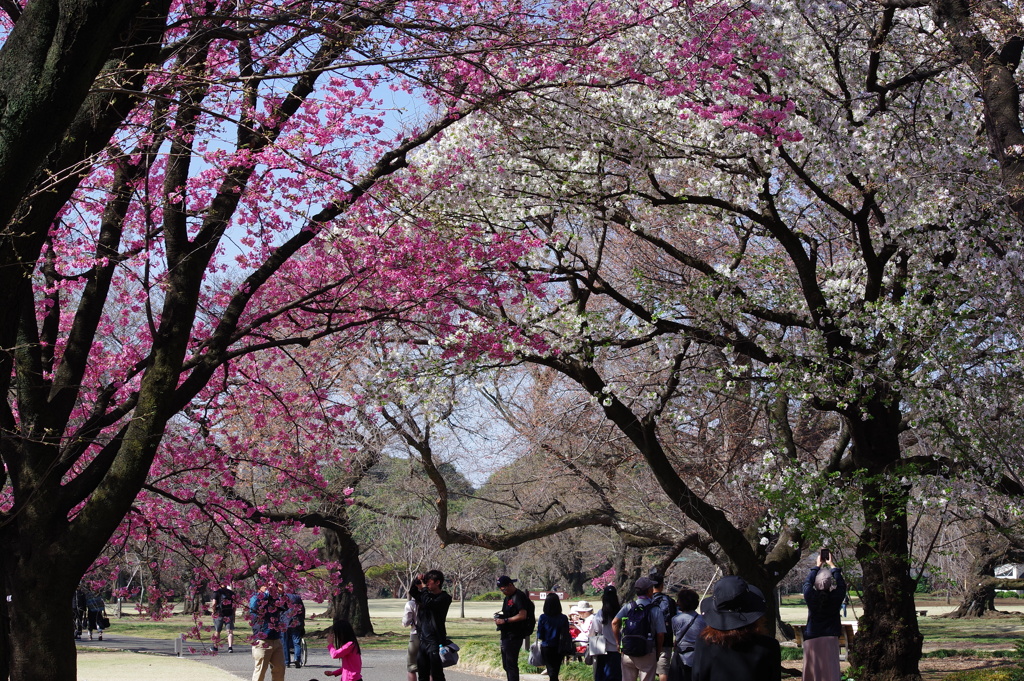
(324, 617), (362, 681)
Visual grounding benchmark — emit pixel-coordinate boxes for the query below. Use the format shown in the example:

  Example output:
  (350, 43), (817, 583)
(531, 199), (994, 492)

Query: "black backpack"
(652, 592), (677, 645)
(619, 601), (653, 656)
(523, 596), (537, 635)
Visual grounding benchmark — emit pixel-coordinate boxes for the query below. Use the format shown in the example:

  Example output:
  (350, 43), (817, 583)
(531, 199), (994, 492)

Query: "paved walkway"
(77, 635), (518, 681)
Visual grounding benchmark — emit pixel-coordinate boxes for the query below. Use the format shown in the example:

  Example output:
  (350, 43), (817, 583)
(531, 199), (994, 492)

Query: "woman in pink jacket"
(325, 618), (362, 681)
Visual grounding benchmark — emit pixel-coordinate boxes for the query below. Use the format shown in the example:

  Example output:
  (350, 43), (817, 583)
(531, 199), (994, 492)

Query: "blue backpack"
(619, 602), (652, 656)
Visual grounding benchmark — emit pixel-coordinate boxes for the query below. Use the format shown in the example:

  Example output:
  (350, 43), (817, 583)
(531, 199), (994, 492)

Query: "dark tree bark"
(944, 536), (1024, 619)
(846, 396), (923, 681)
(947, 578), (1024, 618)
(324, 521), (374, 636)
(932, 0), (1024, 224)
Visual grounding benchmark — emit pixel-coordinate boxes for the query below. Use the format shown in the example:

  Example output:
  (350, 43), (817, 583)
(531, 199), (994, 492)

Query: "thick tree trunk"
(847, 398), (923, 681)
(947, 578), (1024, 619)
(0, 581), (9, 681)
(1, 549), (79, 681)
(324, 525), (374, 636)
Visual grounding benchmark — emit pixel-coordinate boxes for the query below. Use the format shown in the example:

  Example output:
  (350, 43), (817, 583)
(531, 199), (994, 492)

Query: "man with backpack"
(493, 575), (535, 681)
(612, 576), (666, 681)
(649, 572), (677, 681)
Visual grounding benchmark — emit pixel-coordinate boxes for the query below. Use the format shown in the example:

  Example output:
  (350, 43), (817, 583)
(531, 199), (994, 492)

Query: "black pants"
(501, 636), (525, 681)
(541, 645), (563, 681)
(668, 651), (692, 681)
(417, 642), (445, 681)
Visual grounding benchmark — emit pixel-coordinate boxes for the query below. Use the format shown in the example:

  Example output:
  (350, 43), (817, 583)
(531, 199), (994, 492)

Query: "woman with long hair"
(537, 592), (571, 681)
(589, 585), (622, 681)
(325, 617), (362, 681)
(691, 577), (780, 681)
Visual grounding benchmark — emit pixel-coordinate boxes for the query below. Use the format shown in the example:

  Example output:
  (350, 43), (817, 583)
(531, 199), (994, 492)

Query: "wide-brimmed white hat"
(575, 600), (594, 613)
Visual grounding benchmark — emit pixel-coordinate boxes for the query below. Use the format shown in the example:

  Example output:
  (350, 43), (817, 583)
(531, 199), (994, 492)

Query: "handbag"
(588, 629), (607, 656)
(439, 640), (460, 667)
(99, 616), (111, 629)
(528, 639), (544, 666)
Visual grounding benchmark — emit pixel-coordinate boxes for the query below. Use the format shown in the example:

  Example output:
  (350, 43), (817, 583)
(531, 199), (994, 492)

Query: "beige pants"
(621, 651), (658, 681)
(252, 638), (285, 681)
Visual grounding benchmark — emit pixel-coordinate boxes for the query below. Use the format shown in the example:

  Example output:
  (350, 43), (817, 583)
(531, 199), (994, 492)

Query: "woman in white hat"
(573, 600), (595, 653)
(691, 576), (780, 681)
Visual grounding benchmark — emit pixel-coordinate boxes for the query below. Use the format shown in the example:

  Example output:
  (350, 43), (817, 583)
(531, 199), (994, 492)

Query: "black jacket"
(412, 586), (452, 647)
(692, 633), (781, 681)
(802, 567), (847, 639)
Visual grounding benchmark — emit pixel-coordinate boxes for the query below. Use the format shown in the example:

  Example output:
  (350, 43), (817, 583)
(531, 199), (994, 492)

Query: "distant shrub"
(470, 591), (504, 601)
(945, 671), (1018, 681)
(925, 649), (965, 658)
(780, 647), (803, 661)
(995, 591), (1023, 599)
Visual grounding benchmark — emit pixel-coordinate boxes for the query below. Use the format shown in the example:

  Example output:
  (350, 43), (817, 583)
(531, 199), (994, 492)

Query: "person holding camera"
(802, 549), (846, 681)
(411, 570), (453, 681)
(493, 576), (534, 681)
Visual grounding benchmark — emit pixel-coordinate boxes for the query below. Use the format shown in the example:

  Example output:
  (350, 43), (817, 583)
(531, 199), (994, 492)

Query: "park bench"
(791, 623), (856, 661)
(917, 610), (927, 617)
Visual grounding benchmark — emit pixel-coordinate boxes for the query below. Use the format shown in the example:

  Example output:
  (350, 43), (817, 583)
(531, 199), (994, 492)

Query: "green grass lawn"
(918, 616), (1024, 648)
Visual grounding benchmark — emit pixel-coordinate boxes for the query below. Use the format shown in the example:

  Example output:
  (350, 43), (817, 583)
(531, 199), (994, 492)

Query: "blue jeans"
(594, 652), (622, 681)
(283, 629), (302, 666)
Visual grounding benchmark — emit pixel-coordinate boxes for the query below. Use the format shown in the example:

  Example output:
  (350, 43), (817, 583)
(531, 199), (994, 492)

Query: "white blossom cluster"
(384, 0), (1024, 530)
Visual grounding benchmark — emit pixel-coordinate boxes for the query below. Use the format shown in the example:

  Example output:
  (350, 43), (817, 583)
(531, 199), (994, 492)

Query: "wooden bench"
(792, 624), (856, 660)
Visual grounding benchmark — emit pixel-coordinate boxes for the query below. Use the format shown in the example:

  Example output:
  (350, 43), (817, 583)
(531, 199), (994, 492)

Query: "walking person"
(494, 575), (535, 681)
(802, 550), (847, 681)
(86, 591), (106, 641)
(212, 580), (237, 652)
(613, 577), (665, 681)
(284, 589), (305, 668)
(411, 570), (453, 681)
(537, 592), (571, 681)
(325, 617), (363, 680)
(668, 589), (705, 681)
(248, 582), (286, 681)
(692, 576), (780, 681)
(589, 585), (622, 681)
